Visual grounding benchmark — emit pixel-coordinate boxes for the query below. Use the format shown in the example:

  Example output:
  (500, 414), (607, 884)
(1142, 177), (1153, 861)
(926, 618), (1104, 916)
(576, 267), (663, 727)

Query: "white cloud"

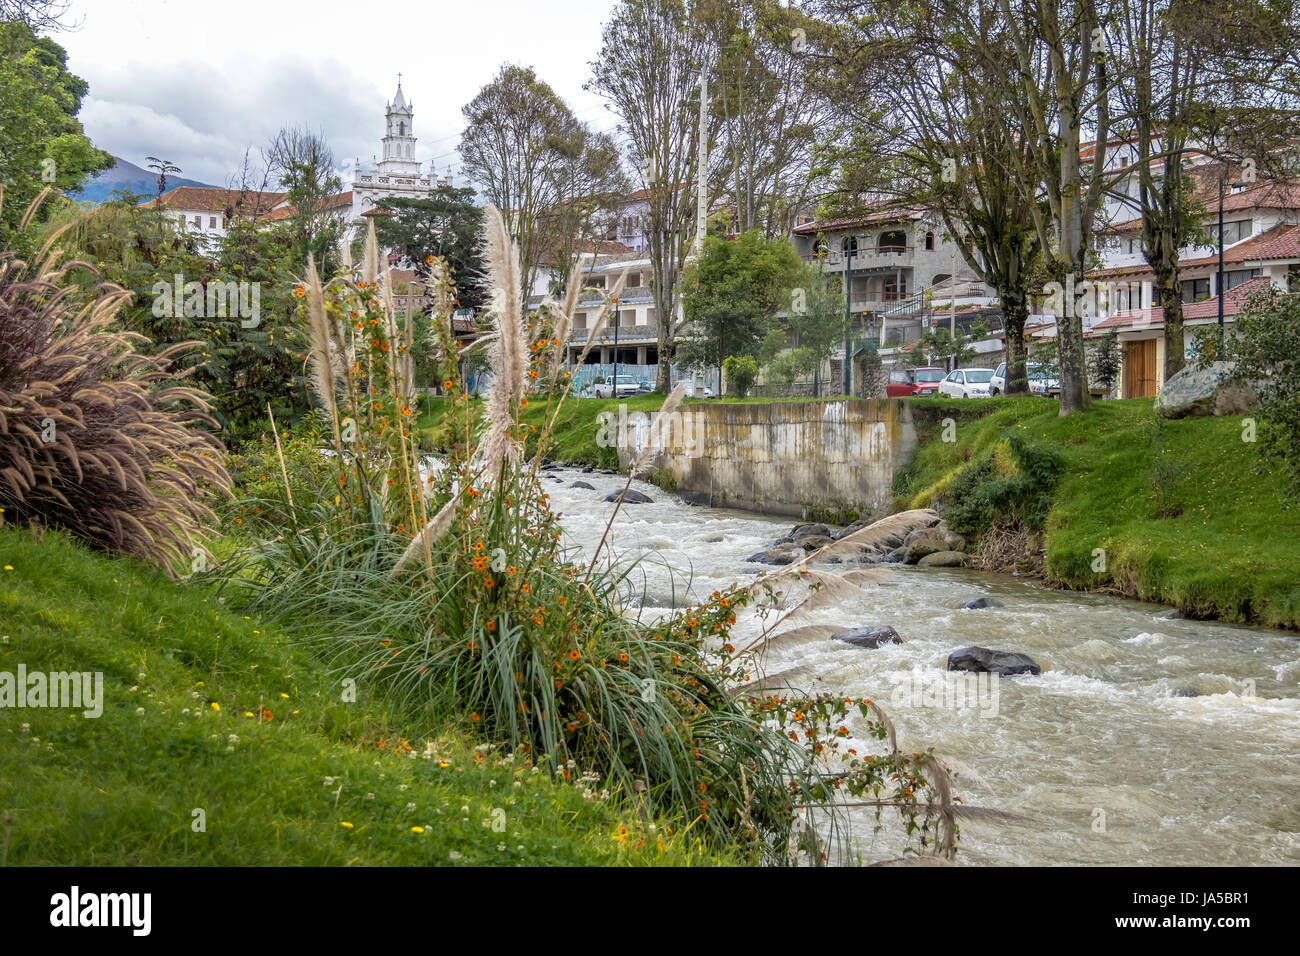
(56, 0), (623, 190)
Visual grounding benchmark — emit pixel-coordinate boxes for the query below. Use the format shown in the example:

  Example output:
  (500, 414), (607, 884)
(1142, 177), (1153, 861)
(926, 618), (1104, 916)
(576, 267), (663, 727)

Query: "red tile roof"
(1093, 222), (1300, 278)
(261, 191), (354, 221)
(792, 204), (927, 236)
(141, 186), (285, 214)
(1089, 276), (1273, 330)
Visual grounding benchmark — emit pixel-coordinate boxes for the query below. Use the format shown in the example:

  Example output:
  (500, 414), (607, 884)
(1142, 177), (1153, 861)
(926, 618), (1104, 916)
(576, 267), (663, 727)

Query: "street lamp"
(1217, 175), (1250, 329)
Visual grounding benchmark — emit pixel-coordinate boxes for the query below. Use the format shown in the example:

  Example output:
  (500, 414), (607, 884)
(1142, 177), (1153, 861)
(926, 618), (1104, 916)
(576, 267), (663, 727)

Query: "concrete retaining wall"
(614, 398), (917, 518)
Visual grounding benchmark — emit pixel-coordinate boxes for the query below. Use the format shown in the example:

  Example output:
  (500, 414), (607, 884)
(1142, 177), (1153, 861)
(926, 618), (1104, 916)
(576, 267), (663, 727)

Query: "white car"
(988, 362), (1059, 396)
(938, 368), (995, 398)
(593, 375), (640, 399)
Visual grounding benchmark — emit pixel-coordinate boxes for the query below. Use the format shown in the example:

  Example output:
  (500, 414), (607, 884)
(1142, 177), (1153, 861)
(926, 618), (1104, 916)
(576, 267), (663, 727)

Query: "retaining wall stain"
(617, 399), (917, 518)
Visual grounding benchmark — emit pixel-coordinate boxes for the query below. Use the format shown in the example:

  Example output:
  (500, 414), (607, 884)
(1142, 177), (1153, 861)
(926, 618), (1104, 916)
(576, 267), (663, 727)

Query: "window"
(192, 215), (201, 228)
(209, 216), (217, 228)
(1225, 268), (1260, 291)
(924, 231), (935, 251)
(1181, 278), (1210, 303)
(1209, 220), (1253, 244)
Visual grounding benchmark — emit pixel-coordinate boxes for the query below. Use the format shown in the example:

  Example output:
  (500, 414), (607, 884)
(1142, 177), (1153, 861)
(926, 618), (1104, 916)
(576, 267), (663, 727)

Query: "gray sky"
(59, 0), (622, 189)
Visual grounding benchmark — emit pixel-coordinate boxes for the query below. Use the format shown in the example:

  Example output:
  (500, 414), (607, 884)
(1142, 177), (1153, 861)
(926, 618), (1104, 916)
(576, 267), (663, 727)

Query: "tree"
(1088, 330), (1121, 394)
(806, 1), (1043, 396)
(676, 229), (801, 383)
(145, 156), (182, 201)
(921, 319), (989, 371)
(266, 124), (344, 270)
(700, 0), (828, 237)
(589, 0), (718, 392)
(763, 346), (818, 394)
(0, 0), (75, 30)
(459, 64), (579, 296)
(543, 122), (629, 291)
(989, 0), (1114, 415)
(784, 261), (847, 397)
(372, 186), (487, 309)
(722, 353), (758, 396)
(0, 21), (112, 246)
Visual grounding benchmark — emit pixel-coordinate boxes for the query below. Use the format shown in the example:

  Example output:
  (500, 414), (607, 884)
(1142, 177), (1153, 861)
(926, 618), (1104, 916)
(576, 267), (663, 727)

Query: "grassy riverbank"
(895, 396), (1300, 630)
(0, 527), (732, 865)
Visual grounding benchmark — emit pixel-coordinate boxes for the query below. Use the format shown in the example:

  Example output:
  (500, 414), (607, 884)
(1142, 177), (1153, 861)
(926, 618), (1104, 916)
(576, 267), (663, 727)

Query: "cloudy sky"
(58, 0), (623, 189)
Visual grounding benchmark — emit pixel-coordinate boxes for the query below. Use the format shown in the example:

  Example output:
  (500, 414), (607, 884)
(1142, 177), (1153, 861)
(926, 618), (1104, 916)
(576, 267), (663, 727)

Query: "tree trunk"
(1001, 290), (1030, 395)
(1158, 268), (1185, 380)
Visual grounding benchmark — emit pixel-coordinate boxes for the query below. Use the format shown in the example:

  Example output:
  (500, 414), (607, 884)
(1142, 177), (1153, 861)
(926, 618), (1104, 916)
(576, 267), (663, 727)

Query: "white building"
(349, 79), (447, 226)
(143, 78), (445, 249)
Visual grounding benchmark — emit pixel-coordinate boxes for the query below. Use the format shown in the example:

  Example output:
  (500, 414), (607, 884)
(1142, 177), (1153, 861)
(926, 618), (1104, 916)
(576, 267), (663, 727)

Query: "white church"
(349, 77), (448, 223)
(147, 78), (448, 245)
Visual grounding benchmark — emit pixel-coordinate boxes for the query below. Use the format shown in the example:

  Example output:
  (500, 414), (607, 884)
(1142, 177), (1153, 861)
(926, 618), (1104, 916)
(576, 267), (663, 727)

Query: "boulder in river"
(947, 645), (1040, 676)
(1173, 686), (1200, 698)
(745, 545), (802, 565)
(904, 522), (967, 563)
(879, 548), (907, 564)
(1155, 361), (1258, 418)
(831, 625), (902, 648)
(604, 488), (653, 504)
(959, 597), (1004, 610)
(825, 508), (941, 557)
(570, 480), (596, 490)
(790, 522), (832, 541)
(918, 550), (966, 567)
(1161, 609), (1186, 620)
(797, 534), (834, 552)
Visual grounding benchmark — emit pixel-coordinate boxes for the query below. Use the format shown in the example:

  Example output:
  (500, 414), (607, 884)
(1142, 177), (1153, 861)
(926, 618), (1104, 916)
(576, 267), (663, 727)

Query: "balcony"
(570, 324), (657, 344)
(576, 284), (654, 306)
(802, 245), (915, 270)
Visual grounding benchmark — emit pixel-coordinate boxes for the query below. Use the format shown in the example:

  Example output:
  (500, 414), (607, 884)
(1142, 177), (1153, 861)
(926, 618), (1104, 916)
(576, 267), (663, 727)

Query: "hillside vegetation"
(895, 397), (1300, 629)
(0, 528), (731, 865)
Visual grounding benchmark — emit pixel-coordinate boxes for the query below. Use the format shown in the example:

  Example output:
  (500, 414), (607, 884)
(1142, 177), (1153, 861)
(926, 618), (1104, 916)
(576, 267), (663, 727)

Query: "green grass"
(417, 391), (878, 469)
(418, 393), (669, 468)
(895, 396), (1300, 629)
(0, 527), (735, 865)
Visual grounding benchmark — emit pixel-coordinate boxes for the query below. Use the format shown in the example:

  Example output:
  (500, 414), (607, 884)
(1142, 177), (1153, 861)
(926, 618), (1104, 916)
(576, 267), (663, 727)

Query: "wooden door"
(1124, 339), (1157, 398)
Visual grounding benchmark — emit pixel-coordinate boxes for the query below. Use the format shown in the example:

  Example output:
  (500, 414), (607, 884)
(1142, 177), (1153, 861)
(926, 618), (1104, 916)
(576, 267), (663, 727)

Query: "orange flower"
(618, 652), (628, 663)
(483, 577), (495, 588)
(568, 649), (580, 661)
(485, 621), (496, 631)
(471, 712), (481, 722)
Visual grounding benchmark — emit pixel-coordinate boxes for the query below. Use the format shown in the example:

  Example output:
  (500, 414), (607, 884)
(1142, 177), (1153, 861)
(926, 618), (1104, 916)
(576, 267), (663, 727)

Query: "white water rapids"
(541, 465), (1300, 866)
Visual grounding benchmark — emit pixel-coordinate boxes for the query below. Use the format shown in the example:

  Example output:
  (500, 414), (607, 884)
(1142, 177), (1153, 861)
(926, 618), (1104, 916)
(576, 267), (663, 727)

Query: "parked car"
(886, 366), (946, 397)
(1028, 363), (1060, 396)
(938, 367), (996, 398)
(988, 362), (1060, 396)
(636, 379), (653, 393)
(593, 375), (640, 399)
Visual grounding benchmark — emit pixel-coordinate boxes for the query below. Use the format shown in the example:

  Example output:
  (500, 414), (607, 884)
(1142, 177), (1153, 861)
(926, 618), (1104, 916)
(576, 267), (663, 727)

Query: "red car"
(886, 366), (945, 397)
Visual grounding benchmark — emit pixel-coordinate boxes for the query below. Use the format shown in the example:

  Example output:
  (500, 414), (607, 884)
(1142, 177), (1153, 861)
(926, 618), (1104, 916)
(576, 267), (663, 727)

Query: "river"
(542, 465), (1300, 866)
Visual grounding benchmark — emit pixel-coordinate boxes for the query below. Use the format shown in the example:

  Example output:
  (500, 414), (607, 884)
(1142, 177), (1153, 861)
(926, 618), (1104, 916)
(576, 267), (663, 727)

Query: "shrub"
(723, 354), (758, 397)
(1210, 286), (1300, 496)
(224, 411), (334, 533)
(219, 214), (961, 864)
(0, 196), (231, 573)
(942, 435), (1064, 537)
